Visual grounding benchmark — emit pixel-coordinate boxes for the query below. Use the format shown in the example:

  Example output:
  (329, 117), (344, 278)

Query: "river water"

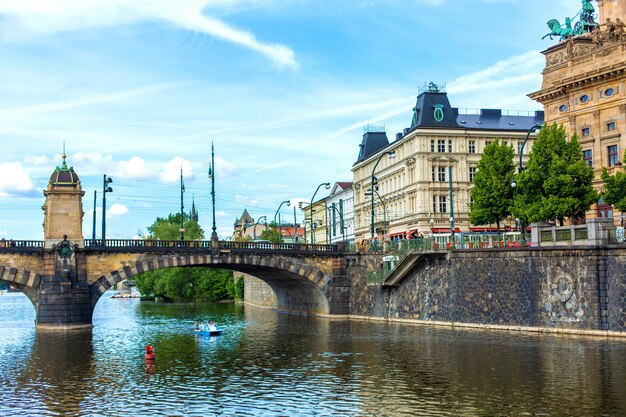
(0, 291), (625, 417)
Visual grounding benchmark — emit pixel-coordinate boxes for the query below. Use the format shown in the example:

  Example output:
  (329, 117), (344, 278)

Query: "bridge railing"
(0, 240), (45, 251)
(84, 239), (339, 253)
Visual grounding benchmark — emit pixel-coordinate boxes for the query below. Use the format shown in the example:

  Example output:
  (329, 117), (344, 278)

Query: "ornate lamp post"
(208, 142), (218, 241)
(366, 188), (387, 241)
(274, 200), (290, 242)
(517, 124), (542, 246)
(101, 175), (113, 245)
(371, 151), (396, 239)
(180, 168), (185, 241)
(310, 183), (330, 244)
(329, 203), (346, 243)
(254, 215), (267, 240)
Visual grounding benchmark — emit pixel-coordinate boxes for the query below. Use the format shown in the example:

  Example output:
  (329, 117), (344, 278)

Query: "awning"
(432, 228), (461, 233)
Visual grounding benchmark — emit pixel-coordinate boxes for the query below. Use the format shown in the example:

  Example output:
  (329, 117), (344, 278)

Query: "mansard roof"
(354, 131), (389, 165)
(408, 90), (544, 132)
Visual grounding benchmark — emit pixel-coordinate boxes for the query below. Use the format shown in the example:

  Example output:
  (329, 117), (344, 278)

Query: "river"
(0, 291), (625, 416)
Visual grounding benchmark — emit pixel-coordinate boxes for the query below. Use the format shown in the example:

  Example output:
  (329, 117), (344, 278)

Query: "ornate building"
(351, 85), (544, 242)
(528, 0), (626, 217)
(325, 182), (355, 244)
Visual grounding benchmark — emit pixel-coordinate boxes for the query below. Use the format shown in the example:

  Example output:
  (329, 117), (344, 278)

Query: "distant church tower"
(190, 196), (199, 222)
(42, 152), (85, 248)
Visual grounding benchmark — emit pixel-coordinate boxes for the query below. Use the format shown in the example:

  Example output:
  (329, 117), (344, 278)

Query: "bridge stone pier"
(0, 155), (352, 329)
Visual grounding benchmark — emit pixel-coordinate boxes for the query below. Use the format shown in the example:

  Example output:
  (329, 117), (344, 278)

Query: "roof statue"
(543, 0), (599, 42)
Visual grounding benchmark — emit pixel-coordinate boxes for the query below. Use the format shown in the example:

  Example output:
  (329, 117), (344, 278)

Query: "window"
(438, 167), (446, 182)
(431, 166), (436, 182)
(485, 141), (491, 147)
(583, 149), (593, 167)
(469, 167), (477, 182)
(582, 127), (590, 137)
(559, 104), (567, 112)
(438, 140), (446, 153)
(431, 140), (435, 152)
(580, 94), (589, 104)
(439, 196), (447, 213)
(607, 122), (616, 131)
(469, 140), (476, 154)
(448, 140), (453, 153)
(605, 88), (615, 97)
(433, 195), (437, 213)
(608, 145), (619, 167)
(518, 142), (523, 154)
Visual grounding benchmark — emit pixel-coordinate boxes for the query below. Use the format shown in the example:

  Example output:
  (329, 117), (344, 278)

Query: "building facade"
(302, 199), (329, 244)
(528, 0), (626, 217)
(325, 182), (355, 244)
(351, 84), (544, 242)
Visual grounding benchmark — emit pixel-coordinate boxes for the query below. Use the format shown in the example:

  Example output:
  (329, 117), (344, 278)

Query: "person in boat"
(207, 321), (218, 332)
(193, 321), (200, 331)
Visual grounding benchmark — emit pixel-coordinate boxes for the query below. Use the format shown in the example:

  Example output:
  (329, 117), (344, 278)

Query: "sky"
(0, 0), (579, 240)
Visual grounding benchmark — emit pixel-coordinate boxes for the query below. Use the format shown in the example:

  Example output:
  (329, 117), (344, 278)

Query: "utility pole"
(180, 168), (185, 241)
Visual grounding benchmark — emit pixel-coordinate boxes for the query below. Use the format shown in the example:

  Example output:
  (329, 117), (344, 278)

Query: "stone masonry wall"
(243, 273), (278, 309)
(349, 248), (626, 332)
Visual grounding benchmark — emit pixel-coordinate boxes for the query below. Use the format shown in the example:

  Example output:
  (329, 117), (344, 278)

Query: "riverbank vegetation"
(134, 212), (243, 302)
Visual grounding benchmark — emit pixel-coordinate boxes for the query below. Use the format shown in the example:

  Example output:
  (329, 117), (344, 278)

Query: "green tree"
(469, 139), (516, 235)
(135, 212), (236, 302)
(512, 124), (597, 226)
(601, 150), (626, 212)
(146, 213), (204, 240)
(259, 222), (283, 243)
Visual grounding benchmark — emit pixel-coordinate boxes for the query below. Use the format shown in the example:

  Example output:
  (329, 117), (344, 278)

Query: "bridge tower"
(43, 152), (85, 248)
(38, 153), (91, 329)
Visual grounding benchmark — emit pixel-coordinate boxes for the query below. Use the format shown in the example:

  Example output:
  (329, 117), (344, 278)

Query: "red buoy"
(145, 345), (155, 361)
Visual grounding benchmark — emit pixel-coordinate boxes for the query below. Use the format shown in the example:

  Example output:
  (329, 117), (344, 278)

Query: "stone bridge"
(0, 240), (353, 329)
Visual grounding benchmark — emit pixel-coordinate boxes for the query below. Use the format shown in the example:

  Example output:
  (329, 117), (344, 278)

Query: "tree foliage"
(259, 222), (283, 243)
(135, 212), (238, 302)
(145, 213), (204, 240)
(135, 267), (235, 302)
(511, 124), (597, 226)
(601, 150), (626, 212)
(469, 139), (516, 231)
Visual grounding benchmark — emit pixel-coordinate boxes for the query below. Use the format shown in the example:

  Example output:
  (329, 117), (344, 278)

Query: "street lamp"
(371, 151), (396, 239)
(366, 188), (387, 241)
(517, 124), (542, 246)
(310, 182), (331, 244)
(274, 200), (291, 242)
(328, 203), (346, 243)
(293, 206), (298, 244)
(102, 175), (113, 245)
(208, 142), (218, 241)
(180, 168), (185, 241)
(448, 164), (455, 245)
(253, 215), (267, 239)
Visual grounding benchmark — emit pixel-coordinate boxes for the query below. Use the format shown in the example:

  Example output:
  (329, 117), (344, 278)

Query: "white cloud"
(448, 51), (544, 95)
(115, 156), (150, 179)
(107, 203), (128, 217)
(0, 0), (297, 68)
(23, 155), (49, 166)
(0, 162), (37, 197)
(215, 156), (238, 178)
(161, 157), (193, 183)
(0, 229), (7, 237)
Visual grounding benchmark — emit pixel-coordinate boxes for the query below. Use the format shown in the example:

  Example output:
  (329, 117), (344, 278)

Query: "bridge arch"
(91, 253), (332, 315)
(0, 266), (41, 307)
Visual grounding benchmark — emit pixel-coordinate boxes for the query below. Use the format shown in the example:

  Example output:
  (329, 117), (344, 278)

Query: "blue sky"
(0, 0), (577, 240)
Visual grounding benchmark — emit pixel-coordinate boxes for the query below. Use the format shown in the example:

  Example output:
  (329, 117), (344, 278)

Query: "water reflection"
(0, 292), (624, 416)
